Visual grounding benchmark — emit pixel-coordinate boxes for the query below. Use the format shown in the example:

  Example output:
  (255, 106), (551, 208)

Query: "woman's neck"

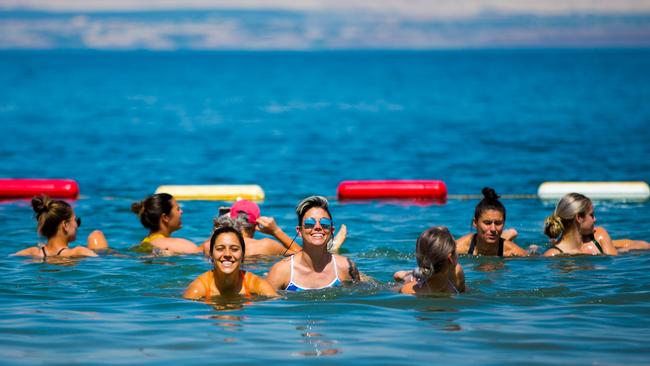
(46, 235), (69, 251)
(558, 227), (582, 251)
(151, 228), (171, 238)
(300, 245), (331, 272)
(475, 235), (500, 255)
(212, 268), (242, 295)
(419, 269), (451, 292)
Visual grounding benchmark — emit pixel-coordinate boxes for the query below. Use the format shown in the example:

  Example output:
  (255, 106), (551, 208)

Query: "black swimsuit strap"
(468, 234), (477, 255)
(469, 234), (504, 257)
(498, 237), (504, 257)
(593, 239), (604, 254)
(551, 245), (564, 254)
(42, 247), (67, 257)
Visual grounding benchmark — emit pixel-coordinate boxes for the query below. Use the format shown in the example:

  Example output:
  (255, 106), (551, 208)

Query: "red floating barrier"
(0, 179), (79, 199)
(337, 180), (447, 201)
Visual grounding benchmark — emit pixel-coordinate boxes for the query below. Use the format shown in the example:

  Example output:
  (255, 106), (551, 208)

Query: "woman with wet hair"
(399, 226), (465, 295)
(131, 193), (207, 255)
(455, 187), (527, 257)
(214, 199), (346, 257)
(13, 195), (108, 259)
(542, 192), (639, 256)
(183, 225), (278, 300)
(266, 195), (360, 291)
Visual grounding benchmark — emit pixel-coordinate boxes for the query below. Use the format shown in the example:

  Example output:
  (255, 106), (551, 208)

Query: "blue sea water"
(1, 49), (650, 365)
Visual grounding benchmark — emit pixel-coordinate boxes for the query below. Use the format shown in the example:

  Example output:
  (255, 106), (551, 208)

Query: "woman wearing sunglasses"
(131, 193), (207, 255)
(13, 195), (108, 259)
(266, 196), (361, 291)
(214, 199), (348, 257)
(184, 225), (278, 300)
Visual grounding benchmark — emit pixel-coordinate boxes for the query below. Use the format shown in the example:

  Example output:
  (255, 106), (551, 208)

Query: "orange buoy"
(0, 179), (79, 199)
(337, 180), (447, 201)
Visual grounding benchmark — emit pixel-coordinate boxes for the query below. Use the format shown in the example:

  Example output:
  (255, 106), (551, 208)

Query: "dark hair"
(131, 193), (174, 231)
(295, 195), (332, 226)
(474, 187), (506, 222)
(415, 226), (456, 280)
(209, 226), (246, 259)
(31, 195), (73, 239)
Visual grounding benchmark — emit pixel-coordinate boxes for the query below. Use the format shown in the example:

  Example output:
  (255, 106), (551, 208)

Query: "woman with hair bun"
(13, 195), (108, 259)
(455, 187), (527, 257)
(399, 226), (465, 295)
(542, 192), (650, 256)
(131, 193), (207, 255)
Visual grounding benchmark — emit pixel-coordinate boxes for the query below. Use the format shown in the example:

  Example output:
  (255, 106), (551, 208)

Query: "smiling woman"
(266, 196), (361, 291)
(183, 226), (277, 300)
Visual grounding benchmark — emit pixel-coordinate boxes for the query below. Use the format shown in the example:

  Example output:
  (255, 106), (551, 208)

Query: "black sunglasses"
(74, 217), (81, 227)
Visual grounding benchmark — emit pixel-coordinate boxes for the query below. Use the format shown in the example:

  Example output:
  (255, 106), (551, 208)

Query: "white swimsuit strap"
(331, 255), (339, 281)
(289, 255), (296, 285)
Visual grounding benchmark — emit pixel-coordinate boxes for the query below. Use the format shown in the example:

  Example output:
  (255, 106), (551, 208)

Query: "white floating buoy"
(155, 185), (265, 201)
(537, 181), (650, 201)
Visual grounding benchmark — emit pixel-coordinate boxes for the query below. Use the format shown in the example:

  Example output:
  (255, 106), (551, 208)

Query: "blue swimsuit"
(285, 255), (342, 292)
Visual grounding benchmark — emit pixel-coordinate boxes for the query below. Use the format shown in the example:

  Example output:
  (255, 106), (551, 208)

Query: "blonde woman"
(544, 193), (618, 256)
(544, 192), (650, 256)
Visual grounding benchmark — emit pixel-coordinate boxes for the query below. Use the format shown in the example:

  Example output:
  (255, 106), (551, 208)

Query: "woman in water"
(13, 195), (108, 259)
(131, 193), (206, 255)
(183, 225), (278, 300)
(455, 187), (528, 257)
(394, 187), (524, 281)
(217, 199), (347, 257)
(399, 226), (465, 295)
(266, 196), (360, 291)
(543, 192), (650, 256)
(544, 192), (617, 256)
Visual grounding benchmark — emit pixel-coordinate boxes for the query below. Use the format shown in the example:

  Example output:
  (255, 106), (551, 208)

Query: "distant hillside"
(1, 9), (649, 49)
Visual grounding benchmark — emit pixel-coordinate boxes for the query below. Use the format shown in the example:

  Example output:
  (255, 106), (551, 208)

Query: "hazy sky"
(3, 0), (650, 17)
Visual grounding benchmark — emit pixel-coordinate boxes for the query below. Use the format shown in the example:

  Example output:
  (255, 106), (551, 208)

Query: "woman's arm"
(266, 258), (291, 290)
(505, 241), (528, 256)
(11, 247), (39, 257)
(455, 233), (472, 255)
(68, 246), (99, 257)
(454, 263), (466, 293)
(594, 227), (618, 256)
(183, 275), (207, 300)
(152, 238), (203, 255)
(86, 230), (108, 251)
(251, 275), (279, 297)
(256, 217), (302, 253)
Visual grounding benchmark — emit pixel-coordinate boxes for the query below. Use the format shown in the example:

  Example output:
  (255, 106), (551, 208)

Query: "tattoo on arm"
(346, 258), (360, 282)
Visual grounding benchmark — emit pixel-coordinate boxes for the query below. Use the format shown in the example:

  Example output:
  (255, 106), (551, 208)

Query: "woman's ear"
(472, 218), (478, 228)
(295, 226), (302, 237)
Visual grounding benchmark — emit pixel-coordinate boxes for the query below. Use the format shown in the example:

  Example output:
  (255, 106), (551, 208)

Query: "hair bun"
(544, 214), (564, 239)
(31, 195), (50, 215)
(130, 201), (144, 215)
(481, 187), (500, 201)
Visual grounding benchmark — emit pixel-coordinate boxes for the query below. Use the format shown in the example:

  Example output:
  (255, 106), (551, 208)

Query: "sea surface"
(1, 49), (650, 365)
